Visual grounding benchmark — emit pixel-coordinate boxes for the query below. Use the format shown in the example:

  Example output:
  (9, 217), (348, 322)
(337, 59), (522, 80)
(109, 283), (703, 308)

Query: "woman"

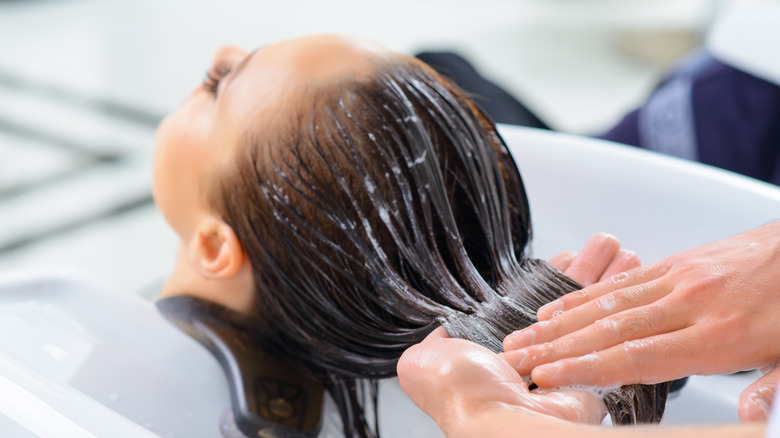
(152, 34), (669, 437)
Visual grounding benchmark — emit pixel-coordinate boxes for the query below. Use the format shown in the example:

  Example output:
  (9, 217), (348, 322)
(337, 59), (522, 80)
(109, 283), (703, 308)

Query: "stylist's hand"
(397, 328), (605, 437)
(547, 232), (640, 287)
(503, 222), (780, 422)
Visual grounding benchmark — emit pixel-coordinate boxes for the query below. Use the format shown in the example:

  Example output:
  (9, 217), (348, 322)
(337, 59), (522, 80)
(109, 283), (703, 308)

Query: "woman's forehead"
(238, 35), (388, 90)
(267, 34), (390, 69)
(219, 35), (394, 137)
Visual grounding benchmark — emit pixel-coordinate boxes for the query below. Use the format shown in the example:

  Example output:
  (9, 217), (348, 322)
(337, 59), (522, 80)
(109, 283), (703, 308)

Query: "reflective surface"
(0, 267), (229, 437)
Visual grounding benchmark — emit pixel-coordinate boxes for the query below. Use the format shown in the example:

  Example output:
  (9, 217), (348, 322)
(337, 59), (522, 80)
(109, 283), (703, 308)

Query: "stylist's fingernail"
(538, 301), (561, 318)
(504, 329), (536, 350)
(598, 232), (618, 242)
(534, 361), (567, 385)
(750, 394), (771, 421)
(503, 349), (527, 368)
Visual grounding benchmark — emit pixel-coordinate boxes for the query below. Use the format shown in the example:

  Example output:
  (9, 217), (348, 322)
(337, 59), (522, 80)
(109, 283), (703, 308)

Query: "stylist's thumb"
(738, 363), (780, 422)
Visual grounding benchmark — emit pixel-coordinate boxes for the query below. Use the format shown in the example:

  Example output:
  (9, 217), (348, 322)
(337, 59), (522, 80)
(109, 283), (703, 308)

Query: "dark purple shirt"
(600, 52), (780, 186)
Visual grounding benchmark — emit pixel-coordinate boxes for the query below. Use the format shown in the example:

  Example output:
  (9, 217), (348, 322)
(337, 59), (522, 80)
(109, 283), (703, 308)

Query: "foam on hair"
(212, 56), (670, 437)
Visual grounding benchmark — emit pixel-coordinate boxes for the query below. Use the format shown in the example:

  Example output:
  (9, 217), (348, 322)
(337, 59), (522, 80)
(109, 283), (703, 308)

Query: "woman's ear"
(187, 216), (245, 279)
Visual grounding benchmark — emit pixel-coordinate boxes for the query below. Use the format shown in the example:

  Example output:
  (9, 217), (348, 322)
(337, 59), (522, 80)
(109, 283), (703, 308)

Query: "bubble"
(578, 353), (601, 365)
(364, 178), (376, 194)
(598, 295), (616, 311)
(596, 318), (619, 334)
(537, 384), (620, 399)
(611, 272), (630, 284)
(378, 207), (390, 223)
(411, 151), (427, 166)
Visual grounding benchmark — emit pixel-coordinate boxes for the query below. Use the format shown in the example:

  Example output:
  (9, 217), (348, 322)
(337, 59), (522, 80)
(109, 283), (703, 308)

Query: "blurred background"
(0, 0), (732, 298)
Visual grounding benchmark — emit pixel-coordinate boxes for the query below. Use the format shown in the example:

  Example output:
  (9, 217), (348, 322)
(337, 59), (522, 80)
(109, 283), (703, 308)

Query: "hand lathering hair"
(209, 55), (671, 437)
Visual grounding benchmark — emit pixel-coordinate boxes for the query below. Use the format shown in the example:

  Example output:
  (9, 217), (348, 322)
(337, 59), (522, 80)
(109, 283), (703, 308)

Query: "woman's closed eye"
(203, 62), (231, 95)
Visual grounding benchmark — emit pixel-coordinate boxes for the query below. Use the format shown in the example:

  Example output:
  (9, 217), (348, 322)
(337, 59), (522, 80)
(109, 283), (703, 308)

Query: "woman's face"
(154, 35), (388, 239)
(152, 35), (389, 308)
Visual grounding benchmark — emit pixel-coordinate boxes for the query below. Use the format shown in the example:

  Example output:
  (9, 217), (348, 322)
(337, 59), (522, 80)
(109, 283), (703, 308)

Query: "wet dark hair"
(211, 55), (670, 436)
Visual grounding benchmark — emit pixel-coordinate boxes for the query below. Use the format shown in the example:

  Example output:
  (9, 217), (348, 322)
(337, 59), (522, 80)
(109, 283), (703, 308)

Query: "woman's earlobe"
(191, 218), (246, 279)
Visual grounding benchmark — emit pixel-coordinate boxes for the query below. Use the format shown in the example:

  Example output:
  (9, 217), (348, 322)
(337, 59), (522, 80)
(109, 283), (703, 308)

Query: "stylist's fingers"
(504, 300), (685, 375)
(548, 251), (577, 273)
(505, 277), (673, 352)
(550, 247), (637, 286)
(561, 233), (620, 287)
(600, 250), (641, 282)
(536, 260), (671, 321)
(530, 325), (707, 388)
(738, 364), (780, 422)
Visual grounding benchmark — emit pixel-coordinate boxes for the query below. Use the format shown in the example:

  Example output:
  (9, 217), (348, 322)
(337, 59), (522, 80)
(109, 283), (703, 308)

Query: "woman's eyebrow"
(233, 47), (262, 78)
(224, 47), (262, 91)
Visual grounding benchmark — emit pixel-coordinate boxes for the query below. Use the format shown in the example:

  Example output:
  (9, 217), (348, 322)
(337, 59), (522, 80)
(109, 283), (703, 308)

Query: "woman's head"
(153, 33), (533, 331)
(153, 35), (393, 312)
